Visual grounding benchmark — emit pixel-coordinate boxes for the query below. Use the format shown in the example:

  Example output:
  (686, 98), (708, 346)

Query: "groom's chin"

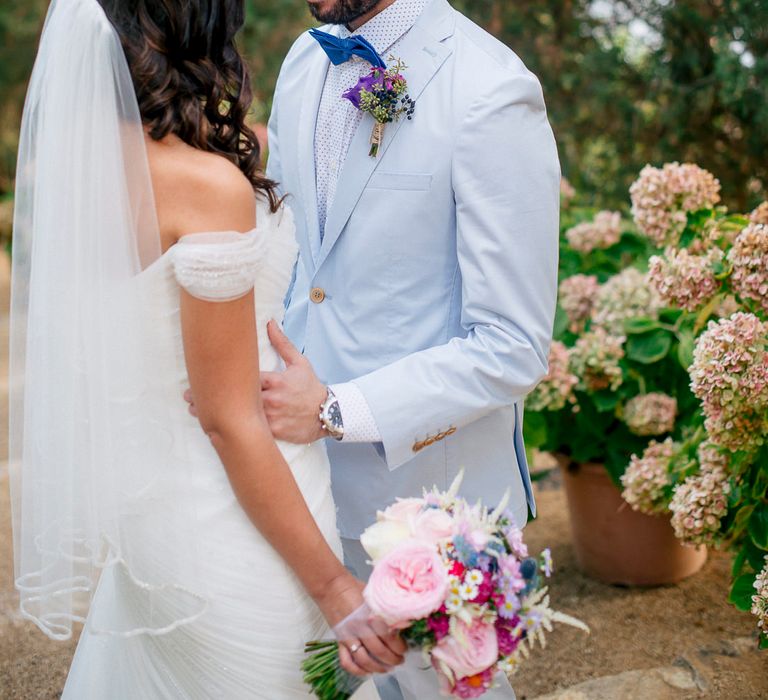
(306, 0), (339, 23)
(306, 0), (376, 25)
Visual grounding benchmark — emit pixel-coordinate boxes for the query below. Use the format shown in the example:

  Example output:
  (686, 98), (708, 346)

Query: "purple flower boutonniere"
(342, 57), (415, 158)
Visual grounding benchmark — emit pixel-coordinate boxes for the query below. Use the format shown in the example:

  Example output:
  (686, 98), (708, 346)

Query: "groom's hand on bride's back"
(184, 320), (328, 444)
(260, 320), (328, 443)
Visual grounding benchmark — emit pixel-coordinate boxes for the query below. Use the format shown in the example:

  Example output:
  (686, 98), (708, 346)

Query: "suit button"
(445, 427), (457, 436)
(310, 287), (326, 304)
(423, 436), (436, 447)
(412, 440), (425, 453)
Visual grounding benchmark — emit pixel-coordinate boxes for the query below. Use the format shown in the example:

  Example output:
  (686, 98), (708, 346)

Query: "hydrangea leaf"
(748, 504), (768, 550)
(729, 572), (757, 612)
(626, 329), (673, 364)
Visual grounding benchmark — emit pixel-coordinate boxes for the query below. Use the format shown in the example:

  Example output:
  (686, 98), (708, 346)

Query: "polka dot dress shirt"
(321, 0), (429, 444)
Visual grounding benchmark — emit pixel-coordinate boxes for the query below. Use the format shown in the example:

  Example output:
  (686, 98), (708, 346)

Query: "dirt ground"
(0, 252), (765, 699)
(2, 474), (766, 700)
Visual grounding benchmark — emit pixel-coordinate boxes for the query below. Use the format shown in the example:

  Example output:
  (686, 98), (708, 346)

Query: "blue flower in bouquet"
(475, 553), (494, 572)
(452, 535), (480, 568)
(519, 558), (541, 596)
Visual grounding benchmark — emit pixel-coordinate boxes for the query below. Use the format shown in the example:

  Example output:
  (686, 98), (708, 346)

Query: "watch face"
(327, 401), (343, 430)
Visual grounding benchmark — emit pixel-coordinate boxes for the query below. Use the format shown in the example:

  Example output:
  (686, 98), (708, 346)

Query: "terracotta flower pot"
(557, 457), (707, 586)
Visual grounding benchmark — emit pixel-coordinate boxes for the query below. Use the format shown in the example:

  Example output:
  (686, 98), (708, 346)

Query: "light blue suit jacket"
(267, 0), (560, 538)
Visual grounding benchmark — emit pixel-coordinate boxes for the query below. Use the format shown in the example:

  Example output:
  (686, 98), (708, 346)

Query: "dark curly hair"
(99, 0), (280, 212)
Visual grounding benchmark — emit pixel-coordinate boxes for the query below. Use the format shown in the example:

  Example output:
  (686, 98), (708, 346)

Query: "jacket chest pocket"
(366, 172), (432, 191)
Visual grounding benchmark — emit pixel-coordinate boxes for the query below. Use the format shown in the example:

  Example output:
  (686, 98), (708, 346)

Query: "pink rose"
(413, 508), (454, 545)
(431, 617), (499, 679)
(364, 539), (449, 626)
(381, 497), (425, 524)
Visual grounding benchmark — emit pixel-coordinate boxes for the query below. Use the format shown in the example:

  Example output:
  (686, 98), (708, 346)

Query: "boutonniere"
(342, 57), (415, 158)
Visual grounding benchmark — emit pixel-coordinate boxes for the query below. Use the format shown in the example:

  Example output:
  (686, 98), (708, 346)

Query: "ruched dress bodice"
(147, 198), (298, 375)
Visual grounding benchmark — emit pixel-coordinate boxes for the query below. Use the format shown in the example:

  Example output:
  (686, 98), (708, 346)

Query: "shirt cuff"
(330, 382), (382, 443)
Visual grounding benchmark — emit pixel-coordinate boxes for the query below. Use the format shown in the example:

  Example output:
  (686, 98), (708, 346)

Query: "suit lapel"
(315, 1), (455, 272)
(296, 43), (331, 268)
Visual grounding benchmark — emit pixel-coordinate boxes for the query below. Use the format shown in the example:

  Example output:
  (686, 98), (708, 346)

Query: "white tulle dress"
(61, 201), (344, 699)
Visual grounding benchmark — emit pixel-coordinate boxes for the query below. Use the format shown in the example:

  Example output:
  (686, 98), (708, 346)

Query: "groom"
(266, 0), (558, 696)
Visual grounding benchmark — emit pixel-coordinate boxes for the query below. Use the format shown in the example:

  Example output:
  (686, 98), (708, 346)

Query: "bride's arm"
(170, 162), (404, 675)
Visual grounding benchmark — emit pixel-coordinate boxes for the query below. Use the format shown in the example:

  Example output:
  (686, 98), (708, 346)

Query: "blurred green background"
(1, 0), (766, 213)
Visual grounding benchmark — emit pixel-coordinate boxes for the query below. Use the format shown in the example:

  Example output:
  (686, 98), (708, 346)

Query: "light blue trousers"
(342, 538), (517, 700)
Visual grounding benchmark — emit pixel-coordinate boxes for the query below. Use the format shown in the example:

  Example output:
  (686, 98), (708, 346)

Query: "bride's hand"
(314, 572), (407, 677)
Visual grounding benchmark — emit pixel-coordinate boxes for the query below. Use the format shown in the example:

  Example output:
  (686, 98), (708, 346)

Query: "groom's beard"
(307, 0), (384, 25)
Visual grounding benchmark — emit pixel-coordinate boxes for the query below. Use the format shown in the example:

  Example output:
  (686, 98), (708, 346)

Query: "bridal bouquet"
(303, 473), (588, 699)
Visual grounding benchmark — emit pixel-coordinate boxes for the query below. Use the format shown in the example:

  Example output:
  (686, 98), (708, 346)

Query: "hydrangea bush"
(530, 171), (768, 646)
(632, 179), (768, 647)
(525, 190), (697, 488)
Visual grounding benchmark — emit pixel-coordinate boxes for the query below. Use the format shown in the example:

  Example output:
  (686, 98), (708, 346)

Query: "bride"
(9, 0), (404, 696)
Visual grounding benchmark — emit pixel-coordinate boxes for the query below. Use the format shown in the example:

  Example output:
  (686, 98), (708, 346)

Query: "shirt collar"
(339, 0), (429, 56)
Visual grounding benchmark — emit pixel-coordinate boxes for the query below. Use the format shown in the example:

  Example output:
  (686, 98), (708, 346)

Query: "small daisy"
(445, 594), (463, 613)
(498, 656), (520, 674)
(459, 582), (479, 601)
(447, 575), (462, 597)
(466, 569), (484, 586)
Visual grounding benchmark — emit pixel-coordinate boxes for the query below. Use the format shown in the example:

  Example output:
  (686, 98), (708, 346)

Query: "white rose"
(360, 519), (411, 562)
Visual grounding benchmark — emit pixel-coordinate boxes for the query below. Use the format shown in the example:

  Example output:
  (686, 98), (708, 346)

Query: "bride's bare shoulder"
(145, 135), (256, 243)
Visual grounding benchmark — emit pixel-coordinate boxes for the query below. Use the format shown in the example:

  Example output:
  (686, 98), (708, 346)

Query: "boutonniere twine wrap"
(343, 57), (416, 158)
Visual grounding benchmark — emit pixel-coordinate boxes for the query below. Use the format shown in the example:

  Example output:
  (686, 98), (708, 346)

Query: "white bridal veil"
(10, 0), (208, 639)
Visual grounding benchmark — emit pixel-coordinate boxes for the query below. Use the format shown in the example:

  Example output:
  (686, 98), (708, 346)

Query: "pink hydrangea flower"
(591, 268), (663, 334)
(669, 442), (730, 546)
(751, 557), (768, 640)
(558, 274), (599, 333)
(569, 327), (625, 392)
(623, 392), (677, 436)
(620, 438), (677, 514)
(749, 202), (768, 225)
(630, 163), (721, 246)
(728, 223), (768, 313)
(689, 312), (768, 451)
(565, 211), (622, 253)
(647, 246), (723, 312)
(527, 341), (578, 411)
(560, 178), (576, 204)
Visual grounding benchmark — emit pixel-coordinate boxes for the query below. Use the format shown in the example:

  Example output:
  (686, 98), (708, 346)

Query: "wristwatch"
(319, 387), (344, 441)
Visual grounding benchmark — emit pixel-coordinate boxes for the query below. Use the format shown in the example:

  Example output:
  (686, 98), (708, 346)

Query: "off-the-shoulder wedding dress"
(61, 201), (344, 699)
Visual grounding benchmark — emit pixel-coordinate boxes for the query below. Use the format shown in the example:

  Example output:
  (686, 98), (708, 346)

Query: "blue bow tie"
(309, 28), (386, 69)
